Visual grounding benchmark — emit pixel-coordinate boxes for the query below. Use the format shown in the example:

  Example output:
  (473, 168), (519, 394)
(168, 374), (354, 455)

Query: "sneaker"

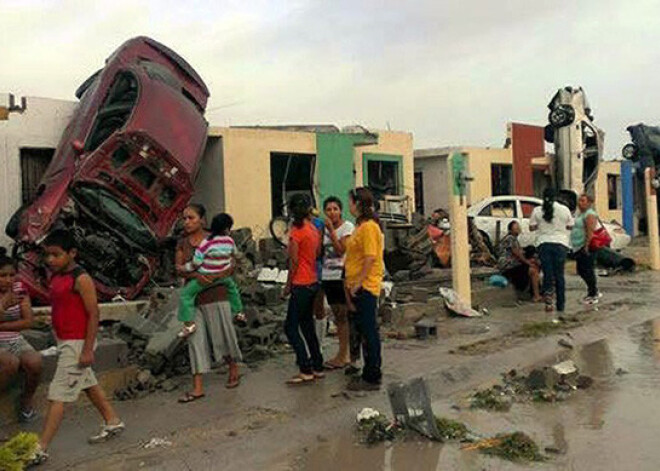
(344, 365), (360, 376)
(582, 296), (599, 306)
(346, 378), (381, 392)
(177, 323), (197, 338)
(27, 445), (49, 467)
(88, 421), (126, 444)
(18, 407), (38, 423)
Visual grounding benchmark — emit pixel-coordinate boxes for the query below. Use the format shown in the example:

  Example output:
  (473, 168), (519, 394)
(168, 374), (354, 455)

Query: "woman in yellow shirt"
(344, 188), (384, 391)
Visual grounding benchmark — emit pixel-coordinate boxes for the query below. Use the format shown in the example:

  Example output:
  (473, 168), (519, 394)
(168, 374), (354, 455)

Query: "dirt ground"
(8, 271), (660, 471)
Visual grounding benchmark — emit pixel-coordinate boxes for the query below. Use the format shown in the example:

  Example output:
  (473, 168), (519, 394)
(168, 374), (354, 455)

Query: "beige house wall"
(209, 127), (316, 238)
(464, 147), (513, 205)
(211, 127), (414, 237)
(595, 160), (623, 224)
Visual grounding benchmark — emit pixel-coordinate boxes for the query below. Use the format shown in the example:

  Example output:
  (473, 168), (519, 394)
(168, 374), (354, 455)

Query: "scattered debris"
(0, 432), (39, 471)
(470, 362), (594, 411)
(434, 417), (469, 442)
(465, 432), (545, 462)
(558, 338), (574, 349)
(439, 288), (482, 318)
(388, 378), (441, 440)
(144, 437), (173, 449)
(355, 408), (404, 445)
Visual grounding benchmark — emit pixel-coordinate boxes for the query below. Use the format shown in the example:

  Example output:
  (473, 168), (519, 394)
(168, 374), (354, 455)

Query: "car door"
(517, 199), (541, 247)
(475, 199), (518, 246)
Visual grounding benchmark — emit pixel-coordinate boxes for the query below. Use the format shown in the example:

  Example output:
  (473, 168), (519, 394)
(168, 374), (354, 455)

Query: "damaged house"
(1, 47), (414, 303)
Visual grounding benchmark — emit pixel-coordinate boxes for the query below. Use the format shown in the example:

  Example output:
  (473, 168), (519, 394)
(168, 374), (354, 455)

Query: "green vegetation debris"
(356, 414), (404, 445)
(434, 416), (469, 441)
(481, 432), (545, 462)
(0, 432), (39, 471)
(470, 388), (512, 412)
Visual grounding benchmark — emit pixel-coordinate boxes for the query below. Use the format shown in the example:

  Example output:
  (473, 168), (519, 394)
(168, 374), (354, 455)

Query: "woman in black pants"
(344, 188), (385, 391)
(571, 194), (600, 305)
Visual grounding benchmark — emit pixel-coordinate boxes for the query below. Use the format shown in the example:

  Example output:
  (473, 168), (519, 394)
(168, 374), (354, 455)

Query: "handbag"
(589, 217), (612, 251)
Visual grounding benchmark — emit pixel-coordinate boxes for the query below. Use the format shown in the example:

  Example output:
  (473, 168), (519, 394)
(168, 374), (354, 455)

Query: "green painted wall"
(316, 133), (365, 219)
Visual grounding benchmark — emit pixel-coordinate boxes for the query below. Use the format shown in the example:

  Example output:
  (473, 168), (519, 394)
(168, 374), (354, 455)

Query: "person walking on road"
(530, 188), (574, 313)
(571, 194), (601, 305)
(344, 188), (384, 391)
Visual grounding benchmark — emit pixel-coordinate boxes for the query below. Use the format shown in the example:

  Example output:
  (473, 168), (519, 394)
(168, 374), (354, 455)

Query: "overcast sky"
(2, 0), (660, 155)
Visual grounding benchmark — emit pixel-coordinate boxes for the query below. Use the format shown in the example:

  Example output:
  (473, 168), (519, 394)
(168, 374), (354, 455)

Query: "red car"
(6, 37), (209, 303)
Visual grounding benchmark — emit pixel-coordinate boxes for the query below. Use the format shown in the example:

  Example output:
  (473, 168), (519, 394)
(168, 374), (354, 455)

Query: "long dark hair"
(542, 188), (556, 223)
(288, 194), (311, 228)
(350, 187), (377, 224)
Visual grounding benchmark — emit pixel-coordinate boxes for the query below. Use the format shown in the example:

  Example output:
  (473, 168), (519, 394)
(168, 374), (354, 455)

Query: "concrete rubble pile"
(112, 229), (292, 399)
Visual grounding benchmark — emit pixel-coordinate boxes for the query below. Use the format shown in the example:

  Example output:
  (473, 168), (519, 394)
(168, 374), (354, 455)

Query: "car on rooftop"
(5, 36), (209, 302)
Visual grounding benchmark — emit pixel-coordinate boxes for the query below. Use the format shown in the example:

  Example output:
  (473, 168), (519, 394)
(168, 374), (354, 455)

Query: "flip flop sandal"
(313, 371), (326, 379)
(286, 374), (315, 385)
(178, 392), (205, 403)
(323, 361), (346, 370)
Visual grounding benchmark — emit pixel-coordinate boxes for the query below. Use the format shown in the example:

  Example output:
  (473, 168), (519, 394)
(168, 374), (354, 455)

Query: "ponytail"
(542, 188), (556, 223)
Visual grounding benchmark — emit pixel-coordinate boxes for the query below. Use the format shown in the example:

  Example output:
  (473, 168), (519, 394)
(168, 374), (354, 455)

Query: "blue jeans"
(285, 284), (323, 374)
(538, 243), (567, 312)
(351, 290), (382, 384)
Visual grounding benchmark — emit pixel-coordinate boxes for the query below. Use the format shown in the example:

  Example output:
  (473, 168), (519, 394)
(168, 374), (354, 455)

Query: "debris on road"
(464, 431), (545, 462)
(0, 432), (39, 470)
(143, 437), (173, 449)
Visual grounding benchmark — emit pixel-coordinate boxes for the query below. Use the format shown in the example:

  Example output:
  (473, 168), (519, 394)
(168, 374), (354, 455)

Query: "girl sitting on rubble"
(177, 213), (245, 338)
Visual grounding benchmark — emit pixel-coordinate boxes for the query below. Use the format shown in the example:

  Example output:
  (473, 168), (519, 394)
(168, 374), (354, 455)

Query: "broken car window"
(139, 60), (181, 90)
(111, 145), (131, 168)
(159, 187), (177, 207)
(85, 71), (138, 153)
(72, 184), (157, 251)
(131, 166), (157, 189)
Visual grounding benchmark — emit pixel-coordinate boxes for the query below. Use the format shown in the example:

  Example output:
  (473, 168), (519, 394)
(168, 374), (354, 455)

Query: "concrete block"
(414, 317), (437, 339)
(411, 287), (429, 303)
(94, 337), (129, 372)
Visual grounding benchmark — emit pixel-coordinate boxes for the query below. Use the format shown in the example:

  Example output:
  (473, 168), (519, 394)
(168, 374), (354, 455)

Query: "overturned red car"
(6, 36), (209, 303)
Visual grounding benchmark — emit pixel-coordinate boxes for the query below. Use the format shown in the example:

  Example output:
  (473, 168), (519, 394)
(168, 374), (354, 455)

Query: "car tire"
(269, 216), (290, 247)
(622, 143), (637, 161)
(548, 105), (575, 128)
(544, 124), (555, 144)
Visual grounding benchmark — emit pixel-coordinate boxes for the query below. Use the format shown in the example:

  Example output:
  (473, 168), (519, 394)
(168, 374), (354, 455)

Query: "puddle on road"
(297, 318), (660, 470)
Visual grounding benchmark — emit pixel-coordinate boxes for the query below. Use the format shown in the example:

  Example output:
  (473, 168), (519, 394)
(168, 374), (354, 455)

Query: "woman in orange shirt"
(284, 194), (324, 384)
(344, 188), (384, 391)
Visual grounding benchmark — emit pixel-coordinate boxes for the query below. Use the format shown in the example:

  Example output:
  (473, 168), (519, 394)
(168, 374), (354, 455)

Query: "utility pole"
(448, 152), (472, 305)
(645, 168), (660, 270)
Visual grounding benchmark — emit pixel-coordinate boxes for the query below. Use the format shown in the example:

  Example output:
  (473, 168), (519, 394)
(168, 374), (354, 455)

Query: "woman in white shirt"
(530, 189), (574, 313)
(320, 197), (355, 369)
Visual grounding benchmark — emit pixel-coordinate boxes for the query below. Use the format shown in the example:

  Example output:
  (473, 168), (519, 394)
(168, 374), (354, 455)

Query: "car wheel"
(622, 143), (637, 161)
(548, 105), (575, 128)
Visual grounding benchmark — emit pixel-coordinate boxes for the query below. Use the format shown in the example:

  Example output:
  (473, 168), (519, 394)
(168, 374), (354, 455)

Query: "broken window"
(85, 71), (138, 153)
(20, 148), (54, 205)
(479, 201), (516, 218)
(111, 145), (131, 168)
(608, 174), (621, 210)
(139, 59), (181, 90)
(270, 153), (316, 218)
(491, 164), (512, 196)
(367, 160), (400, 201)
(72, 184), (157, 251)
(131, 166), (157, 189)
(159, 187), (177, 207)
